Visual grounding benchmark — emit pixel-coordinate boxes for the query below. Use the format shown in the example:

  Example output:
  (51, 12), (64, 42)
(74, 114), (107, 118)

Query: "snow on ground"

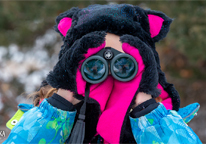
(0, 29), (62, 106)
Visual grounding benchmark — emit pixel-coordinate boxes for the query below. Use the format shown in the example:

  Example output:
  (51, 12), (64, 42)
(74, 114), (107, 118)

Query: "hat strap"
(68, 82), (90, 144)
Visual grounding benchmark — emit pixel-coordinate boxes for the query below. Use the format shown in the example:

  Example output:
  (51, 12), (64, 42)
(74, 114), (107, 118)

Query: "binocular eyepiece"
(81, 47), (138, 84)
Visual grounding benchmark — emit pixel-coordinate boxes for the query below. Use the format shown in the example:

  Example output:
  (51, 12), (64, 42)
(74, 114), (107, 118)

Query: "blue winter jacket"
(3, 99), (202, 144)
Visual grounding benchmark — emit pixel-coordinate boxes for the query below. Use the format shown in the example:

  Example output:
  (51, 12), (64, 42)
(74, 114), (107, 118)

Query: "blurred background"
(0, 0), (205, 142)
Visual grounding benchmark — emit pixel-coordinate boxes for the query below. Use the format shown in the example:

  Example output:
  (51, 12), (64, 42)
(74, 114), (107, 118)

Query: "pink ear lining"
(58, 17), (72, 37)
(148, 14), (164, 38)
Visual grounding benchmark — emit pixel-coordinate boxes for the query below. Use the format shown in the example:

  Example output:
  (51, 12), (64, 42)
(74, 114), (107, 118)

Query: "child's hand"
(132, 92), (152, 109)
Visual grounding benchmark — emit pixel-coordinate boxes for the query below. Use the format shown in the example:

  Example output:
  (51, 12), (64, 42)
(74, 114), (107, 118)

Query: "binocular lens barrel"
(81, 50), (138, 84)
(81, 56), (109, 84)
(113, 57), (135, 78)
(83, 59), (106, 80)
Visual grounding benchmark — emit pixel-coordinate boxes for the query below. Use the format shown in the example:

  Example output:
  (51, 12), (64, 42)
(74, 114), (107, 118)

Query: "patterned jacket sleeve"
(3, 99), (76, 144)
(129, 103), (202, 144)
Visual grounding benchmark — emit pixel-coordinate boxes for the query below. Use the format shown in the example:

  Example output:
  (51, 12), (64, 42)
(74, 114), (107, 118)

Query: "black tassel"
(68, 83), (90, 144)
(68, 114), (85, 143)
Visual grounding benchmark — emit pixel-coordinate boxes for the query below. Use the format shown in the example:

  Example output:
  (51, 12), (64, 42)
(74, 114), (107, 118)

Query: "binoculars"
(81, 47), (138, 84)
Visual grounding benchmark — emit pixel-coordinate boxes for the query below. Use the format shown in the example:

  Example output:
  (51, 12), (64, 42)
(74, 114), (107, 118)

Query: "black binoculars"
(81, 47), (138, 84)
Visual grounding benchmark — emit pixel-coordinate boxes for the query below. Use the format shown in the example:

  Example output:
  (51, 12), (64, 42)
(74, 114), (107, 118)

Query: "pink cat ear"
(148, 14), (164, 38)
(57, 17), (72, 37)
(145, 10), (172, 42)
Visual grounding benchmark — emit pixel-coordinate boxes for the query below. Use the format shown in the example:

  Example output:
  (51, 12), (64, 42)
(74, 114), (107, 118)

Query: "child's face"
(105, 32), (124, 53)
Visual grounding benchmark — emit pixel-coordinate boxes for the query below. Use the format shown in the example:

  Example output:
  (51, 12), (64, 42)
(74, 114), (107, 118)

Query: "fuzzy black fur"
(143, 9), (180, 111)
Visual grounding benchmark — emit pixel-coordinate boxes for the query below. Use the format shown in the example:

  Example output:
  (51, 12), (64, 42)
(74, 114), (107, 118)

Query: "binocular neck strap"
(80, 82), (90, 115)
(68, 82), (90, 144)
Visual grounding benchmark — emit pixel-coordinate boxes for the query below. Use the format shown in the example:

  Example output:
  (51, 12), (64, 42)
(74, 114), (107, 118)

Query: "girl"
(3, 3), (202, 144)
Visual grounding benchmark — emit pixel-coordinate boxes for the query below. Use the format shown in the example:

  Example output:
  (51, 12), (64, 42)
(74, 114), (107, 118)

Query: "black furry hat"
(55, 4), (172, 58)
(48, 3), (180, 111)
